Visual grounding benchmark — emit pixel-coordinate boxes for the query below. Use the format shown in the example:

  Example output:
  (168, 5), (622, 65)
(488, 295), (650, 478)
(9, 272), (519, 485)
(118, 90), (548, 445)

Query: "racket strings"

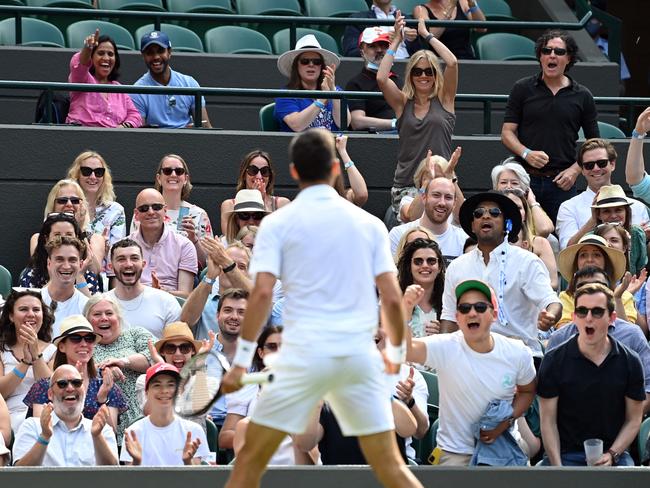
(191, 370), (212, 413)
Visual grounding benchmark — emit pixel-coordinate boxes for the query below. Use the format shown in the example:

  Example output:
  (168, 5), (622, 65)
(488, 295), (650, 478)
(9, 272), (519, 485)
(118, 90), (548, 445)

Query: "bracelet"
(222, 262), (236, 273)
(313, 100), (326, 110)
(632, 129), (647, 139)
(12, 367), (26, 379)
(233, 338), (257, 368)
(202, 275), (217, 286)
(344, 160), (355, 170)
(521, 148), (531, 160)
(20, 358), (33, 366)
(405, 397), (415, 409)
(530, 202), (541, 209)
(386, 49), (396, 57)
(75, 282), (88, 290)
(385, 339), (406, 364)
(424, 33), (434, 43)
(37, 435), (50, 446)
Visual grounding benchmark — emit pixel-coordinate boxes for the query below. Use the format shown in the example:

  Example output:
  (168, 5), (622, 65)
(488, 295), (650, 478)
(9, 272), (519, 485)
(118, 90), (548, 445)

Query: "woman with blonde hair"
(394, 226), (436, 262)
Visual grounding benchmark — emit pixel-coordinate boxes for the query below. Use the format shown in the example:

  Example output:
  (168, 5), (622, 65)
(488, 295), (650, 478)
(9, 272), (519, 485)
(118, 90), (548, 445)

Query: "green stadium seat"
(391, 0), (421, 15)
(0, 17), (65, 47)
(0, 265), (12, 299)
(235, 0), (302, 40)
(166, 0), (233, 39)
(67, 20), (136, 50)
(303, 0), (368, 51)
(24, 0), (94, 35)
(259, 103), (279, 131)
(476, 32), (536, 60)
(135, 23), (203, 52)
(204, 25), (272, 54)
(272, 27), (339, 55)
(98, 0), (165, 11)
(480, 0), (516, 21)
(578, 121), (626, 140)
(205, 418), (219, 453)
(637, 417), (650, 464)
(420, 370), (439, 418)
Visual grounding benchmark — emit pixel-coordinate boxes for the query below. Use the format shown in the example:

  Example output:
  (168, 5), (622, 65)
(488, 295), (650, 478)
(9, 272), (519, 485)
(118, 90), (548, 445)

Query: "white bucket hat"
(277, 34), (340, 78)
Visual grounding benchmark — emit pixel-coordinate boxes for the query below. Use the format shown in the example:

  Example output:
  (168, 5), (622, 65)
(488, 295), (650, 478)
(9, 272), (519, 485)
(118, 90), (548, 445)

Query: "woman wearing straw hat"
(223, 190), (270, 245)
(274, 34), (350, 132)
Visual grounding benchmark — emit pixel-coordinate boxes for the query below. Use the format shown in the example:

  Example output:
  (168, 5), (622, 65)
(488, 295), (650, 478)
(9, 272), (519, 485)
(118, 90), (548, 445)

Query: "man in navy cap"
(131, 30), (212, 128)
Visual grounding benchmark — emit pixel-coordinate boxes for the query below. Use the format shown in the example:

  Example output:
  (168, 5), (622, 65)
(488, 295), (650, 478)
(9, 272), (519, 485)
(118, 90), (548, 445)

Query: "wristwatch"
(607, 448), (621, 464)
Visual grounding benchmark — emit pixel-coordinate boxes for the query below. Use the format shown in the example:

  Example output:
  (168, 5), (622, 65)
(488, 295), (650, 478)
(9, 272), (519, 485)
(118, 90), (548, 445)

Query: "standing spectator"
(625, 107), (650, 205)
(501, 29), (599, 222)
(65, 29), (141, 128)
(131, 30), (212, 128)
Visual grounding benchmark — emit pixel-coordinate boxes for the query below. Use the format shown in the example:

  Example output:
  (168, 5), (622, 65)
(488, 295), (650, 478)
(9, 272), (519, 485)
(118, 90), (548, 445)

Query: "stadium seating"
(67, 19), (135, 50)
(391, 0), (420, 15)
(578, 121), (627, 139)
(135, 23), (204, 52)
(165, 0), (233, 39)
(204, 25), (272, 54)
(235, 0), (303, 40)
(0, 17), (65, 47)
(26, 0), (92, 7)
(0, 264), (12, 299)
(259, 103), (279, 131)
(303, 0), (368, 51)
(476, 32), (536, 60)
(98, 0), (165, 11)
(480, 0), (516, 21)
(272, 27), (339, 55)
(637, 417), (650, 464)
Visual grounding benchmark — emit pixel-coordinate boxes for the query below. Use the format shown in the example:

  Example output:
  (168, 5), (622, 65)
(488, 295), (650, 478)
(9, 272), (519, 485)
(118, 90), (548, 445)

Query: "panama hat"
(52, 315), (101, 346)
(591, 184), (632, 209)
(228, 189), (269, 214)
(154, 321), (202, 354)
(277, 34), (340, 78)
(557, 234), (627, 282)
(458, 191), (522, 243)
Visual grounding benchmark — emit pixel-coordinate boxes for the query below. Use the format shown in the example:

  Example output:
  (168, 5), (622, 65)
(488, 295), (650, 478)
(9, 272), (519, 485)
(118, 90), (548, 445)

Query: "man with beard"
(106, 238), (181, 338)
(13, 365), (117, 466)
(389, 177), (467, 260)
(131, 30), (212, 128)
(345, 27), (401, 131)
(440, 191), (560, 367)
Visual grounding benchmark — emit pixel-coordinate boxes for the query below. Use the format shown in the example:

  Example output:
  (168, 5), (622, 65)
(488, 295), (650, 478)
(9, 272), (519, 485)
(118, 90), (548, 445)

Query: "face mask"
(366, 62), (380, 71)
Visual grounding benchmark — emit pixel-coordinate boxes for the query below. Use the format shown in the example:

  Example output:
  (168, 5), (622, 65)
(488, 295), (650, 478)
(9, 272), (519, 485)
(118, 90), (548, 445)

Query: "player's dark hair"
(289, 129), (335, 182)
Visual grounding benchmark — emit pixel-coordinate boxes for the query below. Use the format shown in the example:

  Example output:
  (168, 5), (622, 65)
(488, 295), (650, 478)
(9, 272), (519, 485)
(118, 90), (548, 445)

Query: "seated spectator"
(624, 107), (650, 206)
(66, 150), (126, 257)
(0, 394), (9, 466)
(557, 234), (634, 327)
(131, 30), (212, 128)
(415, 0), (486, 60)
(21, 213), (100, 295)
(538, 284), (645, 466)
(13, 365), (118, 466)
(408, 280), (536, 465)
(65, 29), (141, 128)
(124, 188), (198, 298)
(41, 236), (90, 336)
(345, 27), (401, 132)
(106, 238), (181, 338)
(236, 225), (258, 251)
(342, 1), (418, 59)
(220, 150), (289, 238)
(397, 238), (445, 337)
(491, 159), (554, 238)
(333, 135), (368, 206)
(121, 363), (209, 465)
(274, 35), (349, 132)
(394, 226), (436, 262)
(0, 290), (56, 432)
(84, 294), (153, 448)
(223, 190), (270, 245)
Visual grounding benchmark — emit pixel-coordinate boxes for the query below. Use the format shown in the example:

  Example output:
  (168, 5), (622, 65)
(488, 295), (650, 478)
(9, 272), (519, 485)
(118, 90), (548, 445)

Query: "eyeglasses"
(574, 306), (606, 318)
(47, 212), (75, 219)
(66, 334), (96, 344)
(263, 342), (280, 352)
(160, 167), (186, 176)
(472, 207), (502, 219)
(79, 166), (106, 177)
(237, 212), (265, 221)
(412, 257), (438, 266)
(161, 343), (194, 355)
(411, 67), (434, 77)
(54, 378), (83, 389)
(457, 302), (491, 314)
(55, 197), (82, 205)
(246, 165), (271, 178)
(580, 159), (610, 171)
(137, 203), (165, 213)
(541, 46), (567, 56)
(299, 57), (323, 66)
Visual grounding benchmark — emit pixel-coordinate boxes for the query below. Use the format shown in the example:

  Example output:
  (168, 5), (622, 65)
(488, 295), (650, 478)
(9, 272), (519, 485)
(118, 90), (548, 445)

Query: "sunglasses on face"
(55, 378), (83, 389)
(457, 302), (491, 314)
(263, 342), (280, 352)
(79, 166), (106, 177)
(56, 197), (81, 205)
(581, 159), (610, 171)
(541, 46), (567, 56)
(237, 212), (265, 221)
(160, 167), (186, 176)
(472, 207), (502, 219)
(162, 343), (194, 355)
(66, 334), (96, 344)
(574, 306), (606, 318)
(137, 203), (165, 213)
(411, 67), (434, 77)
(246, 165), (271, 178)
(299, 57), (323, 66)
(412, 257), (438, 266)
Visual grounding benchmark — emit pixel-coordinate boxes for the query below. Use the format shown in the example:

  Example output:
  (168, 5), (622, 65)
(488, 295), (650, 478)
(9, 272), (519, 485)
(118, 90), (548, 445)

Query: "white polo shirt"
(250, 184), (396, 356)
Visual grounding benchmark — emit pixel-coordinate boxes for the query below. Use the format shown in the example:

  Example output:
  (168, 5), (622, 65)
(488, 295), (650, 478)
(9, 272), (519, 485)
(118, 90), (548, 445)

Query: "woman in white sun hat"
(223, 189), (270, 244)
(274, 34), (350, 132)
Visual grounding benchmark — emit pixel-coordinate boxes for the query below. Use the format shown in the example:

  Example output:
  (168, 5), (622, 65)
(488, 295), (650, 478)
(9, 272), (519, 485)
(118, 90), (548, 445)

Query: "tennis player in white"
(222, 129), (422, 488)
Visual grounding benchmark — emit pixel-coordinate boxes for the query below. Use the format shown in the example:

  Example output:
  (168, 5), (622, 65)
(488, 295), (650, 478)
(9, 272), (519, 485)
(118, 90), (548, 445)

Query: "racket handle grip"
(240, 371), (274, 385)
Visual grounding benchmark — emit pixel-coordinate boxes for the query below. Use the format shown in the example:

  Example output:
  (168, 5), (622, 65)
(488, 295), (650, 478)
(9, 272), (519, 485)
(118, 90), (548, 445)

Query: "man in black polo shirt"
(538, 283), (644, 466)
(501, 29), (599, 222)
(345, 27), (401, 131)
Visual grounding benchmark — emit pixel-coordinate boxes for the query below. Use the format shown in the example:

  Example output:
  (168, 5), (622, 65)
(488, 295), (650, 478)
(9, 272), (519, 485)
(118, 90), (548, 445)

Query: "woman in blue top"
(274, 34), (349, 132)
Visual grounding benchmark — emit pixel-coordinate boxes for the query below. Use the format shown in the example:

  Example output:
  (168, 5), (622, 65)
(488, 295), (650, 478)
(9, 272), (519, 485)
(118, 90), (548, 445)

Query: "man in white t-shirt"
(121, 363), (209, 466)
(389, 177), (468, 260)
(40, 236), (89, 337)
(408, 279), (536, 466)
(106, 238), (180, 338)
(222, 129), (422, 488)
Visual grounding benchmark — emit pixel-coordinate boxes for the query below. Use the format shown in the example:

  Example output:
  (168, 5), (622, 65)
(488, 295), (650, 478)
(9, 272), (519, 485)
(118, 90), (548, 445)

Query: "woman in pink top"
(66, 29), (142, 128)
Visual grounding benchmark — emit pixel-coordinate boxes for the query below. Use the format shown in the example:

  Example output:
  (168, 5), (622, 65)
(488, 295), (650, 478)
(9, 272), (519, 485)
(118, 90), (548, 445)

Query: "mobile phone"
(177, 206), (190, 231)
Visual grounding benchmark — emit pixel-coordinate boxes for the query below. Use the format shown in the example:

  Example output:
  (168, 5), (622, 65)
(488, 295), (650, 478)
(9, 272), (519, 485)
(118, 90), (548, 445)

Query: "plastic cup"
(584, 438), (603, 466)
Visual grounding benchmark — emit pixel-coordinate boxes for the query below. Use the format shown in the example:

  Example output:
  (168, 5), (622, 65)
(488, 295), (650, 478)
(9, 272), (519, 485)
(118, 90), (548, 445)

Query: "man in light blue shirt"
(131, 31), (212, 128)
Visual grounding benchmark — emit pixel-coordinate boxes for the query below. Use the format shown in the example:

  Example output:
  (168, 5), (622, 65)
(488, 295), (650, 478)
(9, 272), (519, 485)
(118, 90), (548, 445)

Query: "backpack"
(34, 90), (70, 124)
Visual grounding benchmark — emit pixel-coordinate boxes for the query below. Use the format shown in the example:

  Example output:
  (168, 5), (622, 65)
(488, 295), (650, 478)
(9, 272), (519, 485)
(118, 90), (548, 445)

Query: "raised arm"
(336, 135), (368, 206)
(417, 19), (458, 112)
(626, 107), (650, 186)
(377, 13), (408, 118)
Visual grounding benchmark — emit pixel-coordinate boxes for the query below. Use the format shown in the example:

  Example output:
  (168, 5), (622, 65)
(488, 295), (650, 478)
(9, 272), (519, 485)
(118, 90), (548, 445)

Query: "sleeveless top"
(421, 4), (475, 59)
(394, 97), (455, 188)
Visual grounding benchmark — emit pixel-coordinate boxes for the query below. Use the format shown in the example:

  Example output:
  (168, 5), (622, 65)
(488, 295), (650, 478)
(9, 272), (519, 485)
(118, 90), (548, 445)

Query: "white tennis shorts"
(251, 347), (394, 436)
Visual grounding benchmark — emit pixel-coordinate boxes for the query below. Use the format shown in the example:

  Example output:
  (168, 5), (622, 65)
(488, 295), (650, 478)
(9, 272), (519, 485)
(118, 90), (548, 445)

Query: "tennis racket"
(174, 351), (273, 417)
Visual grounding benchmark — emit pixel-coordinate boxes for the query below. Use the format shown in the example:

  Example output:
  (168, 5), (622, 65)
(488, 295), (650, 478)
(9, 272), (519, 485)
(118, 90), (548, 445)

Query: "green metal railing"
(1, 80), (647, 133)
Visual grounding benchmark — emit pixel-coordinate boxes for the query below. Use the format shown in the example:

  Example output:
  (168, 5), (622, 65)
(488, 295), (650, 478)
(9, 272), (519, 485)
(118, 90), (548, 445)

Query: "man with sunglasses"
(556, 138), (649, 249)
(501, 29), (599, 222)
(408, 279), (536, 465)
(13, 365), (118, 466)
(538, 284), (645, 466)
